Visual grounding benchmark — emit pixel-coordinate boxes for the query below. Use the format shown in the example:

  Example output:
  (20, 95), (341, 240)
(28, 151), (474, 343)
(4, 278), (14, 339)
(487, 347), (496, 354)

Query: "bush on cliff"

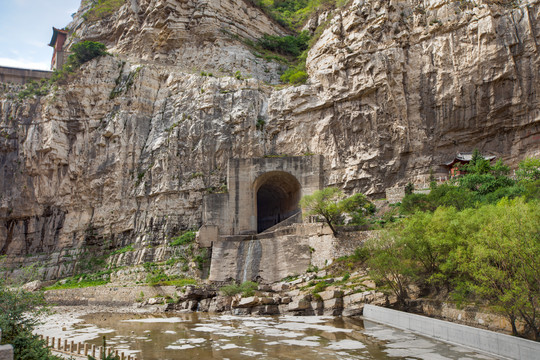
(67, 41), (108, 67)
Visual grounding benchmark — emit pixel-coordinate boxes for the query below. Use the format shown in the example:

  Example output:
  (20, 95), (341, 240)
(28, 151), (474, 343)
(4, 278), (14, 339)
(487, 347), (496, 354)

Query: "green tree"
(300, 187), (345, 235)
(366, 233), (415, 307)
(300, 188), (374, 235)
(0, 285), (61, 360)
(457, 198), (540, 339)
(404, 182), (414, 195)
(516, 157), (540, 182)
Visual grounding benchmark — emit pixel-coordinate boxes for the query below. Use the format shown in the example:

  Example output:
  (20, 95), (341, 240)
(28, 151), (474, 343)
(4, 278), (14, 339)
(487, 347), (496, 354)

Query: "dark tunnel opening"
(256, 172), (301, 233)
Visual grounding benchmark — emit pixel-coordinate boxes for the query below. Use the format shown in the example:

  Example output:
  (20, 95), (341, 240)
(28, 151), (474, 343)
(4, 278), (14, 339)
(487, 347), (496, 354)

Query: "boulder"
(318, 290), (344, 301)
(237, 296), (260, 308)
(288, 299), (311, 311)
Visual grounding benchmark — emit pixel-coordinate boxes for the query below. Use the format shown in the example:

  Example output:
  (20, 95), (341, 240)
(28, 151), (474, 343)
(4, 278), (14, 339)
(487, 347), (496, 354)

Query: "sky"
(0, 0), (81, 70)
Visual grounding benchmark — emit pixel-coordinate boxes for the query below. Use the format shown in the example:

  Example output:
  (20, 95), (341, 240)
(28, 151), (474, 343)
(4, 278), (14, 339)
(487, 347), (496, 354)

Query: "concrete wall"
(363, 304), (540, 360)
(204, 155), (324, 236)
(209, 224), (372, 283)
(0, 66), (52, 85)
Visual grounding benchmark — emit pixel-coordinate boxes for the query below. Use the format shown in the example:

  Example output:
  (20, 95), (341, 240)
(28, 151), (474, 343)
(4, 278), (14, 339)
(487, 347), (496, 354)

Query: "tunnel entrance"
(255, 171), (301, 233)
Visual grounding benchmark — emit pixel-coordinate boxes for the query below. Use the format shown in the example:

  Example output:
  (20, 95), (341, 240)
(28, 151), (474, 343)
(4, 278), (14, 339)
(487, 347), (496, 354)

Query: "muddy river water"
(35, 308), (494, 359)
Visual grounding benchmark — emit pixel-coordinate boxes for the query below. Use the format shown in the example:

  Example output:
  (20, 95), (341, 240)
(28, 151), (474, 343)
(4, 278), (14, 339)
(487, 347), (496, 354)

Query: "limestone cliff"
(0, 0), (539, 278)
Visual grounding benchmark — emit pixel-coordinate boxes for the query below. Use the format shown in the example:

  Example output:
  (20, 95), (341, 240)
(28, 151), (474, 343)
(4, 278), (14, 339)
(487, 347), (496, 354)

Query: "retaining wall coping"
(363, 304), (539, 360)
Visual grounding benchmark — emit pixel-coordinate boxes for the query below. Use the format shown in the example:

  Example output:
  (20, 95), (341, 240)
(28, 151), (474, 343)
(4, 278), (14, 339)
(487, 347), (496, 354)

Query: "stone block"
(0, 345), (13, 360)
(311, 300), (324, 315)
(198, 225), (218, 248)
(208, 296), (232, 313)
(198, 298), (212, 312)
(271, 282), (290, 292)
(323, 308), (343, 316)
(258, 284), (273, 292)
(147, 297), (163, 305)
(233, 308), (252, 315)
(342, 303), (364, 317)
(252, 305), (280, 315)
(281, 296), (292, 304)
(286, 289), (300, 297)
(319, 290), (344, 301)
(288, 299), (310, 311)
(260, 297), (276, 305)
(324, 297), (343, 310)
(237, 296), (259, 308)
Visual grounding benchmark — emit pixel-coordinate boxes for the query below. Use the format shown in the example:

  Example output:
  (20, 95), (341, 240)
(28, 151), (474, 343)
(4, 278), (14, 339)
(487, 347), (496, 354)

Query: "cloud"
(0, 57), (50, 71)
(24, 40), (48, 49)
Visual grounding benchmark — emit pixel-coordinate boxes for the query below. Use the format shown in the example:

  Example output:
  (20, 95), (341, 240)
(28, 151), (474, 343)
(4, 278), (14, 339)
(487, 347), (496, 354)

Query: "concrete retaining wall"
(363, 304), (540, 360)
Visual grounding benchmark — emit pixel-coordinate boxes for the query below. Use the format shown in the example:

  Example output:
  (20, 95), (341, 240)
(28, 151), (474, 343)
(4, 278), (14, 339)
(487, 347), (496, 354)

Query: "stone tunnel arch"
(254, 171), (301, 233)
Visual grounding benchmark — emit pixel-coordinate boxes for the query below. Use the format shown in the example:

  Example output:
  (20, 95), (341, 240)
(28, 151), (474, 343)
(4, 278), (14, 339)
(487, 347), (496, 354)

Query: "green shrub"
(312, 281), (329, 294)
(67, 41), (108, 67)
(258, 31), (309, 57)
(220, 281), (258, 297)
(18, 79), (50, 100)
(170, 231), (196, 246)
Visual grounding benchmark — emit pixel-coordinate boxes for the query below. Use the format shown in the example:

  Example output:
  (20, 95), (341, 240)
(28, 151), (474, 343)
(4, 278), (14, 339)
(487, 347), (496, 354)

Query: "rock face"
(68, 0), (288, 83)
(1, 0), (539, 276)
(270, 0), (540, 192)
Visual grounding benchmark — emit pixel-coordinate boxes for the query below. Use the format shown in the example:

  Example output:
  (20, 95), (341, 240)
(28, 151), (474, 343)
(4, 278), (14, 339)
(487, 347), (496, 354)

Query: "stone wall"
(0, 66), (51, 85)
(44, 285), (178, 306)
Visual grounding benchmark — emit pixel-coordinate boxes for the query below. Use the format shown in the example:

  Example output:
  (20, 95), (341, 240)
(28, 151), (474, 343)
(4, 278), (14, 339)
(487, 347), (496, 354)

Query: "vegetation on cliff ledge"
(83, 0), (126, 21)
(250, 0), (350, 30)
(18, 41), (108, 100)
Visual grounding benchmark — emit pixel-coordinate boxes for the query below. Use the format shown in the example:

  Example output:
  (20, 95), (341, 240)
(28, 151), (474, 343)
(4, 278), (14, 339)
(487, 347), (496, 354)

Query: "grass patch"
(170, 231), (196, 247)
(44, 270), (112, 290)
(220, 281), (258, 297)
(111, 244), (134, 255)
(84, 0), (125, 21)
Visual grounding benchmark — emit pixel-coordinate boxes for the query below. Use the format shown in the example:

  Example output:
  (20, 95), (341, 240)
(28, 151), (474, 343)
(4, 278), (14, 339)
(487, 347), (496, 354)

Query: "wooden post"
(46, 336), (49, 346)
(70, 340), (74, 354)
(52, 337), (55, 348)
(84, 343), (89, 356)
(115, 350), (119, 357)
(78, 342), (83, 354)
(64, 339), (68, 352)
(121, 352), (125, 360)
(57, 338), (61, 350)
(92, 344), (96, 357)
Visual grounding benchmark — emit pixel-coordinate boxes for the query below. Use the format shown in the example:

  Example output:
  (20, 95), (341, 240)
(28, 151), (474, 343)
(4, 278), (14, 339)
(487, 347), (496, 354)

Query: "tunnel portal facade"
(201, 156), (324, 238)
